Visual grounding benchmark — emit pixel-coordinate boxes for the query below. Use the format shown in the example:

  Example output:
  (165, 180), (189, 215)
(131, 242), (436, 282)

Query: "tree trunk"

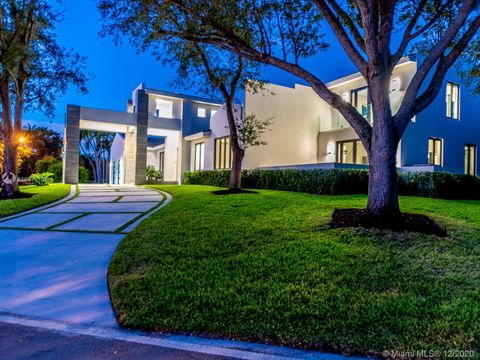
(366, 105), (400, 216)
(1, 135), (19, 198)
(230, 149), (244, 190)
(224, 98), (244, 190)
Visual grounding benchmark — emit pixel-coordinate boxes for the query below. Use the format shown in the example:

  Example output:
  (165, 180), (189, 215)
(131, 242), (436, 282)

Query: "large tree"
(98, 4), (271, 190)
(99, 0), (479, 217)
(0, 0), (87, 198)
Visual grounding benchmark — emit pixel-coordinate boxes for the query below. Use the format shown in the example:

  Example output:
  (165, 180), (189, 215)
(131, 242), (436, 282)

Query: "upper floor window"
(446, 82), (460, 120)
(197, 107), (206, 118)
(155, 99), (173, 118)
(351, 87), (372, 122)
(194, 142), (205, 171)
(215, 136), (232, 170)
(428, 138), (443, 166)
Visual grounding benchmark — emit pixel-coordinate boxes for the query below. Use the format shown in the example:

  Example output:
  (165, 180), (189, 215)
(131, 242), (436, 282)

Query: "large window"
(465, 144), (476, 176)
(446, 82), (460, 119)
(155, 99), (173, 118)
(159, 151), (165, 173)
(336, 139), (368, 165)
(215, 136), (232, 169)
(194, 142), (205, 171)
(351, 87), (371, 122)
(428, 138), (443, 166)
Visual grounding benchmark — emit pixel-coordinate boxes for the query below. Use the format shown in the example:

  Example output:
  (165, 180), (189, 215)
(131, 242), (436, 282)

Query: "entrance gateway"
(63, 84), (222, 185)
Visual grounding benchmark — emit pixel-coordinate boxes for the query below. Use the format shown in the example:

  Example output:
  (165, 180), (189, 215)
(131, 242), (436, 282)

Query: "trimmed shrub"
(30, 172), (54, 186)
(398, 171), (480, 199)
(184, 169), (480, 200)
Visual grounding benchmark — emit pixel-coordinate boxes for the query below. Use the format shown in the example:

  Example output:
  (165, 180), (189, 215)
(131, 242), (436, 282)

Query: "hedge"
(184, 169), (480, 200)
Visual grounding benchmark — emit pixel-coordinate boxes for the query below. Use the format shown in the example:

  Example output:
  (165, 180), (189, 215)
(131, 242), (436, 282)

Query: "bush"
(30, 172), (54, 186)
(184, 169), (480, 200)
(79, 166), (89, 183)
(146, 165), (163, 182)
(184, 169), (369, 195)
(35, 156), (60, 173)
(398, 171), (480, 199)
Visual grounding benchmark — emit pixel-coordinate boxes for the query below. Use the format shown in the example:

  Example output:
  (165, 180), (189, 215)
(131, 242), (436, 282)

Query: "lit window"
(336, 139), (368, 165)
(194, 143), (205, 171)
(155, 99), (173, 118)
(197, 107), (206, 117)
(446, 82), (460, 120)
(465, 144), (476, 176)
(351, 87), (372, 122)
(428, 138), (443, 166)
(215, 136), (233, 169)
(211, 109), (217, 117)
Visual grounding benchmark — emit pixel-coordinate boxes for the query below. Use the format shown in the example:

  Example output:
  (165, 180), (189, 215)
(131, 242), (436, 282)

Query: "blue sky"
(24, 0), (357, 134)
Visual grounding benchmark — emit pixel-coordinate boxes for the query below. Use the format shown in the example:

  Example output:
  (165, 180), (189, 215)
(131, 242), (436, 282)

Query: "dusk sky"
(24, 0), (358, 134)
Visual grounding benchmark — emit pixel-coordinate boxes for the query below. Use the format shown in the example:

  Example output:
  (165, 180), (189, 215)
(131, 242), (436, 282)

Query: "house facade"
(62, 56), (479, 185)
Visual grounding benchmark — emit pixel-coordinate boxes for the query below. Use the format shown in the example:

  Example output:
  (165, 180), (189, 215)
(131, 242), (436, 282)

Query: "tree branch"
(311, 0), (368, 77)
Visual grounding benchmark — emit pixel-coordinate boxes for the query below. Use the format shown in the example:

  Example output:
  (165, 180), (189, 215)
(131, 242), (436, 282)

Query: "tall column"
(135, 90), (148, 185)
(124, 90), (148, 185)
(63, 105), (80, 184)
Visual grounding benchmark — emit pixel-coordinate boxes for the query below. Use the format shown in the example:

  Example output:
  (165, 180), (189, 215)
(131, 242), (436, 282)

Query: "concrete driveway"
(0, 184), (169, 327)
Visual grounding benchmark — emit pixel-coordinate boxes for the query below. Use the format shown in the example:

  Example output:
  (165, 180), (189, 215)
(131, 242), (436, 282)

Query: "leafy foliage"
(29, 172), (54, 186)
(146, 165), (163, 181)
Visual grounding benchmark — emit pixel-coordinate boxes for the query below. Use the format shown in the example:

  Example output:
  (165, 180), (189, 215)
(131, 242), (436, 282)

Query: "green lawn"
(108, 185), (480, 357)
(0, 184), (71, 218)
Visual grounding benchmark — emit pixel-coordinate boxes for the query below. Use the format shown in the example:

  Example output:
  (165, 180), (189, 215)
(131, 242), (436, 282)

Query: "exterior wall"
(182, 100), (222, 137)
(146, 145), (165, 170)
(401, 70), (480, 175)
(243, 83), (326, 169)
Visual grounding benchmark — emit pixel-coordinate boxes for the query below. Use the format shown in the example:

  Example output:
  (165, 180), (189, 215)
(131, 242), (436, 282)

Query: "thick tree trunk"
(1, 135), (19, 198)
(366, 138), (400, 216)
(366, 73), (400, 217)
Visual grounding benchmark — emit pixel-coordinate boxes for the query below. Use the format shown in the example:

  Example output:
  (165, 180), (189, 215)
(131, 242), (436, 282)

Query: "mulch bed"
(212, 189), (259, 195)
(330, 208), (448, 237)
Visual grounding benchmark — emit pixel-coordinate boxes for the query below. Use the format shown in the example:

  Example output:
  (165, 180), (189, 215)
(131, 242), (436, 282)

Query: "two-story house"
(62, 56), (478, 185)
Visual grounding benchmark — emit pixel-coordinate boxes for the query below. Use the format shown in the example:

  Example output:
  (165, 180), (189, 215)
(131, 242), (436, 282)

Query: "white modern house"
(62, 56), (479, 185)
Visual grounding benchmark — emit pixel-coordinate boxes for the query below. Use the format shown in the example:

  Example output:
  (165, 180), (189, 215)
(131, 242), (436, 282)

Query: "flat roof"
(145, 88), (223, 106)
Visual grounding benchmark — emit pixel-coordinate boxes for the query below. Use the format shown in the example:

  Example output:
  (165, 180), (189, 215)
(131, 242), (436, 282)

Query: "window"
(428, 138), (443, 166)
(446, 82), (460, 119)
(215, 136), (233, 169)
(336, 139), (368, 165)
(155, 99), (173, 118)
(159, 151), (165, 173)
(351, 87), (371, 122)
(465, 144), (476, 176)
(194, 143), (205, 171)
(211, 109), (217, 117)
(197, 107), (206, 117)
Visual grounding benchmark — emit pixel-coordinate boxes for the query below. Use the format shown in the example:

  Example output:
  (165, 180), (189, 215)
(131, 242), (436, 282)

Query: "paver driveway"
(0, 184), (169, 327)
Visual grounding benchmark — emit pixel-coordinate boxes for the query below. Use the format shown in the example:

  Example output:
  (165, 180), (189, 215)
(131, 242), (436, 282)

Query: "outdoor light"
(18, 136), (26, 144)
(327, 143), (334, 155)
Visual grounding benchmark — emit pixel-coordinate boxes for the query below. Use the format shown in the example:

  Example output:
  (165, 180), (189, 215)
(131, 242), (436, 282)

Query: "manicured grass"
(0, 184), (71, 218)
(108, 185), (480, 356)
